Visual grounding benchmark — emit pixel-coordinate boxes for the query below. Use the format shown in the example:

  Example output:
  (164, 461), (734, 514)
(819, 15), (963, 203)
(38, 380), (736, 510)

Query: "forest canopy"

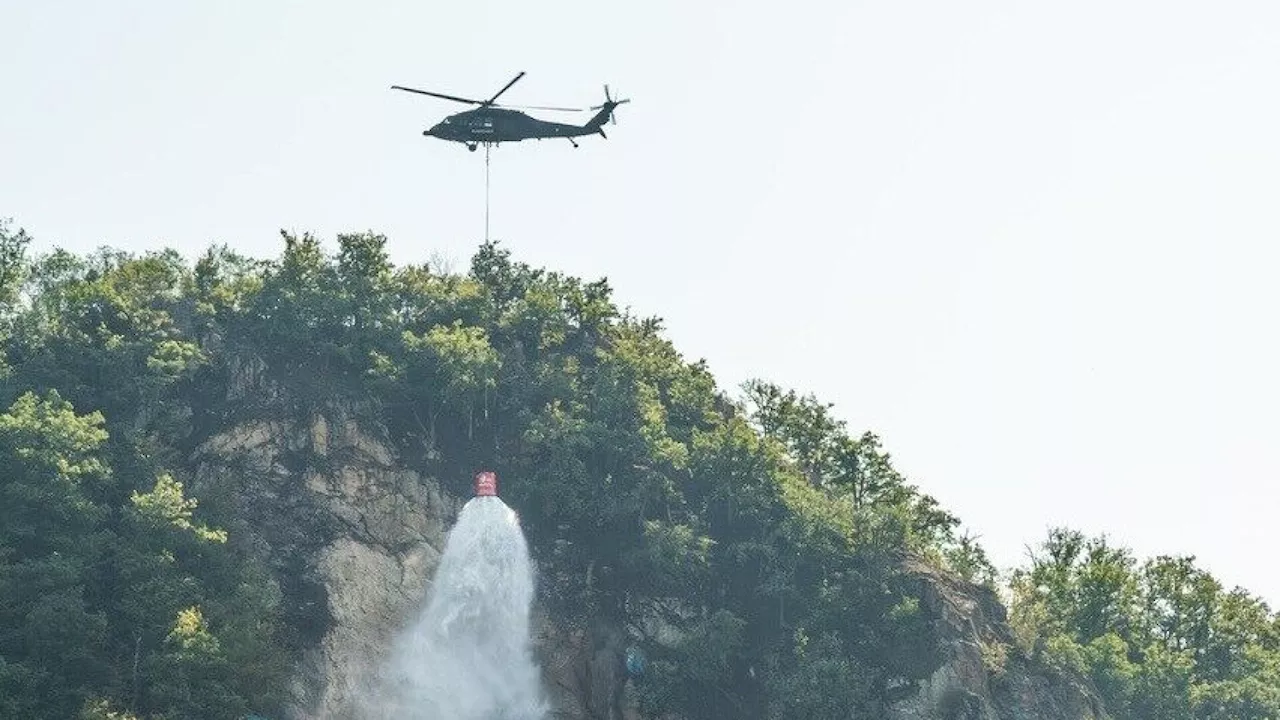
(0, 217), (1277, 719)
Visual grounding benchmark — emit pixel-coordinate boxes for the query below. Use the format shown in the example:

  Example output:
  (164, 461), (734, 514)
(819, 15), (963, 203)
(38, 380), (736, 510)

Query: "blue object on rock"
(625, 646), (647, 676)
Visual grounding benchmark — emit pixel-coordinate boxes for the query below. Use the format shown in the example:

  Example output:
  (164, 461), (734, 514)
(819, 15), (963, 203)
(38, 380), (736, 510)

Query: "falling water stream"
(362, 495), (547, 720)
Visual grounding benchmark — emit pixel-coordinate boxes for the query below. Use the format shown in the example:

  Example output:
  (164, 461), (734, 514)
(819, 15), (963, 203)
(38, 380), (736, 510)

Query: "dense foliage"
(1, 216), (1276, 718)
(1009, 528), (1280, 718)
(0, 220), (291, 719)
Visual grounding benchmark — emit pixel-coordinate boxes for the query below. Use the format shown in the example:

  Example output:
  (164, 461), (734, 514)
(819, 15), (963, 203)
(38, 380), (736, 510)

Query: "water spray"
(362, 470), (546, 720)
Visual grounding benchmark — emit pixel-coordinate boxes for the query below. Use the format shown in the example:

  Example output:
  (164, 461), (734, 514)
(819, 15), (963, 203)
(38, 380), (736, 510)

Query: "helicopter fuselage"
(425, 107), (597, 146)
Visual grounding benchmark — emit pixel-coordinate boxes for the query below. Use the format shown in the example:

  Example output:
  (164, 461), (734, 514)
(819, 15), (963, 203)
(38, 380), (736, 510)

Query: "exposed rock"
(192, 402), (457, 720)
(887, 557), (1109, 720)
(534, 615), (639, 720)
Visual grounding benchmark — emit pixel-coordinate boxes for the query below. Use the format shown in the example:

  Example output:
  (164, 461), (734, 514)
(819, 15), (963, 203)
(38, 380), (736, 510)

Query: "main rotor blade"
(390, 85), (483, 105)
(486, 71), (526, 105)
(495, 102), (585, 112)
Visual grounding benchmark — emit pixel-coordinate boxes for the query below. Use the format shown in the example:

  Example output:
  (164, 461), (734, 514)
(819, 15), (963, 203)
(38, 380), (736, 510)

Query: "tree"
(1008, 527), (1280, 719)
(0, 386), (288, 718)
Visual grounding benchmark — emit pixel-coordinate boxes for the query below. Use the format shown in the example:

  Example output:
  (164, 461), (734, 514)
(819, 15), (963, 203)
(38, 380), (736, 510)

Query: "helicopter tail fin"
(583, 106), (613, 137)
(584, 84), (630, 137)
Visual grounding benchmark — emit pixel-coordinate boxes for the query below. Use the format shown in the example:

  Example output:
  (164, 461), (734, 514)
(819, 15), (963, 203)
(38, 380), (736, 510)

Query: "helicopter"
(391, 71), (630, 151)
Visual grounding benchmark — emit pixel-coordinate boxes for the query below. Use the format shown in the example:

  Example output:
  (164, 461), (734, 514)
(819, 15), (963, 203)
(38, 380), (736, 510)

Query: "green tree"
(1009, 527), (1280, 719)
(0, 386), (289, 718)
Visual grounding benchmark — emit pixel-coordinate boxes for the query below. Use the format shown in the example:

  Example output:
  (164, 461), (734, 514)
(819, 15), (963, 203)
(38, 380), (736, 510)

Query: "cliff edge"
(188, 362), (1107, 720)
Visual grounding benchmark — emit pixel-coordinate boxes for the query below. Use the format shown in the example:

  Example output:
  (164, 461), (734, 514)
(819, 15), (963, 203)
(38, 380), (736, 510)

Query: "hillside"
(0, 218), (1276, 719)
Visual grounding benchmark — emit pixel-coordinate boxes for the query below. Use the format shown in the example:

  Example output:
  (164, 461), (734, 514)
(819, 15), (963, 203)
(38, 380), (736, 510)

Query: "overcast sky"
(4, 1), (1279, 603)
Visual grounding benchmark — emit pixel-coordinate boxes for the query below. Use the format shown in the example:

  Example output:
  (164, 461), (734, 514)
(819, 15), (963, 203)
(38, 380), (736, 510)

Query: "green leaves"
(406, 321), (501, 405)
(165, 606), (221, 658)
(0, 217), (31, 318)
(742, 379), (959, 556)
(0, 390), (109, 479)
(0, 391), (111, 556)
(624, 520), (715, 598)
(762, 628), (874, 720)
(0, 384), (285, 718)
(130, 474), (227, 544)
(1009, 527), (1280, 718)
(145, 340), (205, 379)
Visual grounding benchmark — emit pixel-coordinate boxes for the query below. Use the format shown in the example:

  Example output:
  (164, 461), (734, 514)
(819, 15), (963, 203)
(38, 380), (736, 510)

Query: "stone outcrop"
(192, 401), (458, 719)
(887, 557), (1109, 720)
(533, 616), (636, 720)
(189, 358), (1109, 719)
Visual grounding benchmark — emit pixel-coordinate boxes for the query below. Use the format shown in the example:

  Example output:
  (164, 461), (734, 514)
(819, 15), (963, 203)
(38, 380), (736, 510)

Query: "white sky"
(4, 1), (1279, 604)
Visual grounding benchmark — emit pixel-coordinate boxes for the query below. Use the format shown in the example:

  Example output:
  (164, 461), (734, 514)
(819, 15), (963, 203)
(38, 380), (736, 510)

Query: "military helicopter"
(391, 71), (630, 151)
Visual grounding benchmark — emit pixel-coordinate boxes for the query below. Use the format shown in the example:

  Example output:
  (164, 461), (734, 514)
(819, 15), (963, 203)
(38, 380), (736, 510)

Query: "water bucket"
(474, 470), (498, 497)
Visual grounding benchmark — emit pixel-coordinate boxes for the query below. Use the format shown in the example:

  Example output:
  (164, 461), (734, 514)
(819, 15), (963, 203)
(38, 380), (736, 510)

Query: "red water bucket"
(474, 470), (498, 497)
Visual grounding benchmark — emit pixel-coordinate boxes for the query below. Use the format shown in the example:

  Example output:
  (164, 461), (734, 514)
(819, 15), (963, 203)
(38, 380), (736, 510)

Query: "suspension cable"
(484, 143), (491, 242)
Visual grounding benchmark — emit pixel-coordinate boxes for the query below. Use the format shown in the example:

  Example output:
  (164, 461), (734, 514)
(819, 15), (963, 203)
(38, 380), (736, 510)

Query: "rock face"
(190, 361), (1108, 719)
(192, 403), (632, 719)
(192, 402), (459, 719)
(887, 558), (1110, 720)
(533, 615), (650, 720)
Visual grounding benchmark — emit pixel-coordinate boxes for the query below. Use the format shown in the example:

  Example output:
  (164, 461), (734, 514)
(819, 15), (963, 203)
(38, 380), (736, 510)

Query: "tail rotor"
(591, 84), (631, 125)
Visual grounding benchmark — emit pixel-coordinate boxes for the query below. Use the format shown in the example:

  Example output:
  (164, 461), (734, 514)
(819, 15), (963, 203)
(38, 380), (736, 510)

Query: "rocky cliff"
(188, 361), (1107, 720)
(886, 558), (1108, 720)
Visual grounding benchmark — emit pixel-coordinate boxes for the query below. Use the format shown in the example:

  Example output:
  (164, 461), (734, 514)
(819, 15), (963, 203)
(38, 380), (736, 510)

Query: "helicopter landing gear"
(467, 143), (478, 152)
(567, 138), (579, 148)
